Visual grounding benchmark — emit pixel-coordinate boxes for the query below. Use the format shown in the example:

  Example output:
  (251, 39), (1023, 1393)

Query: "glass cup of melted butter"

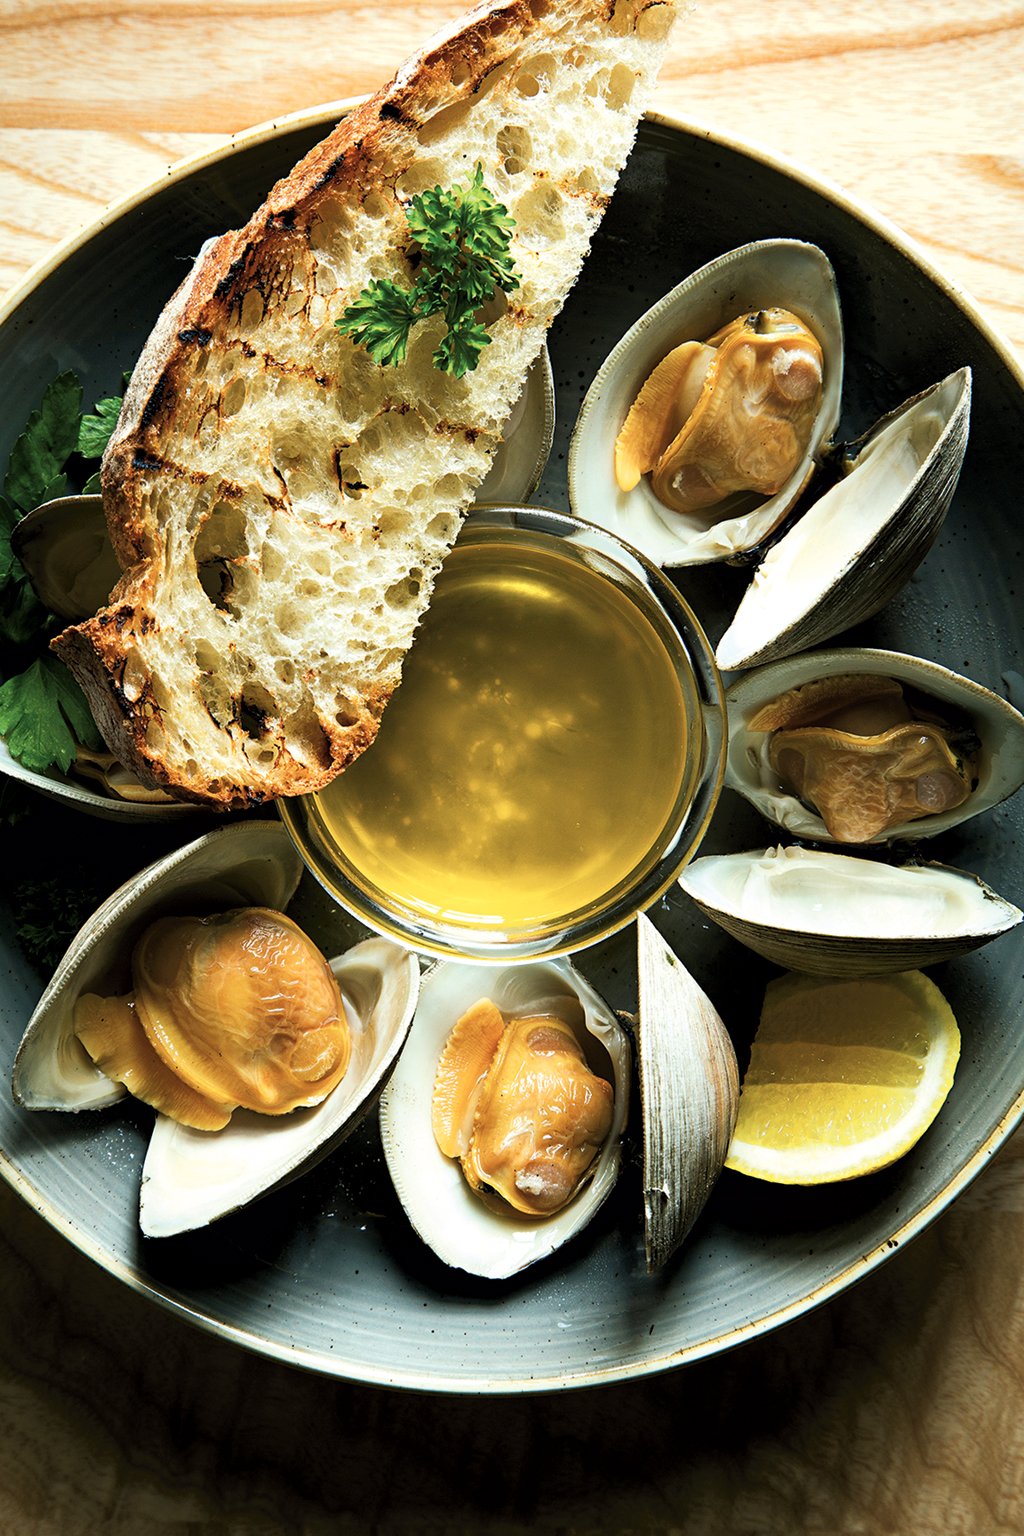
(280, 506), (726, 961)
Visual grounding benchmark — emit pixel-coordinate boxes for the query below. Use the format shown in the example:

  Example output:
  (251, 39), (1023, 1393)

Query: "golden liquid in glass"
(314, 530), (692, 933)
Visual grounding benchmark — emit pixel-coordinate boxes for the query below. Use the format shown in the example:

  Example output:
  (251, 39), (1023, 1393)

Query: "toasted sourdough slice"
(53, 0), (677, 810)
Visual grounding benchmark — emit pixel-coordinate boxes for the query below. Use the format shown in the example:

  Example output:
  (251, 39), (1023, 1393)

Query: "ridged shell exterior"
(725, 648), (1024, 844)
(378, 958), (630, 1280)
(635, 915), (738, 1271)
(12, 819), (302, 1111)
(679, 846), (1022, 976)
(140, 936), (420, 1236)
(716, 369), (972, 670)
(568, 240), (844, 567)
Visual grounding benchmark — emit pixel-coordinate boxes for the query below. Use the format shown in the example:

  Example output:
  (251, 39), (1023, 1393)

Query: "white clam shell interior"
(140, 937), (420, 1237)
(12, 820), (302, 1111)
(379, 959), (630, 1280)
(680, 846), (1022, 942)
(716, 368), (972, 670)
(568, 239), (843, 567)
(725, 647), (1024, 844)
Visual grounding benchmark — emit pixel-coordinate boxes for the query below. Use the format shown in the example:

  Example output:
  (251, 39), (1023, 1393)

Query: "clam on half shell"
(716, 368), (972, 671)
(11, 819), (420, 1235)
(679, 846), (1022, 977)
(725, 648), (1024, 845)
(379, 958), (630, 1280)
(568, 239), (844, 568)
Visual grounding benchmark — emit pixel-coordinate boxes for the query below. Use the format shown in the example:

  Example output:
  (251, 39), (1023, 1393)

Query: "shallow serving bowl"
(0, 103), (1022, 1393)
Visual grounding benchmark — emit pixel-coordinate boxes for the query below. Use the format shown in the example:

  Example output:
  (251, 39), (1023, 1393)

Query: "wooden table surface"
(2, 3), (1023, 1531)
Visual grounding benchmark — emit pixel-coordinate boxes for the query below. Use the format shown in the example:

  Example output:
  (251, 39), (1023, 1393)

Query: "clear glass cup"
(279, 505), (725, 961)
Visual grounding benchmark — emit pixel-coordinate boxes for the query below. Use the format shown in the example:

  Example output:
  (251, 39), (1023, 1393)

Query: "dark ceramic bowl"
(0, 103), (1022, 1392)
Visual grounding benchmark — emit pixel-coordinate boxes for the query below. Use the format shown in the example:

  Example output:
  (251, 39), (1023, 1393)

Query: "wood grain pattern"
(1, 1), (1023, 1530)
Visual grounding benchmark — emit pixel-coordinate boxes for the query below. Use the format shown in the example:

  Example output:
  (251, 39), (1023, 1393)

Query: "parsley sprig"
(0, 372), (124, 774)
(336, 163), (520, 379)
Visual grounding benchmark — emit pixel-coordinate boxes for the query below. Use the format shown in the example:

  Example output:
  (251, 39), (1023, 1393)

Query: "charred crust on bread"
(55, 0), (675, 810)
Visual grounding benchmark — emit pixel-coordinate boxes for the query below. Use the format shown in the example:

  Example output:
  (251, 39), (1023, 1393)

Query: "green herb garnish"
(0, 372), (123, 774)
(0, 656), (103, 773)
(77, 394), (124, 459)
(336, 163), (520, 378)
(13, 874), (109, 973)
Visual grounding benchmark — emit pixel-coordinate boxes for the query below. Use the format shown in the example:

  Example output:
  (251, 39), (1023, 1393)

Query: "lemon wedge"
(725, 969), (960, 1183)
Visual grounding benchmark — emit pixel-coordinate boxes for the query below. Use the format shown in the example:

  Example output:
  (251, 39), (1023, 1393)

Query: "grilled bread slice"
(53, 0), (677, 810)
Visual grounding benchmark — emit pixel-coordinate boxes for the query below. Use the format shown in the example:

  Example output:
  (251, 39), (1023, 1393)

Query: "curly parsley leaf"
(339, 278), (423, 370)
(337, 163), (519, 377)
(3, 372), (83, 514)
(13, 875), (108, 973)
(0, 656), (102, 774)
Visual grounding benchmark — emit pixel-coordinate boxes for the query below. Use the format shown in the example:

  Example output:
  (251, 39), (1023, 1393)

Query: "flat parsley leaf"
(77, 395), (122, 458)
(337, 163), (520, 377)
(0, 494), (18, 587)
(3, 372), (83, 514)
(0, 655), (102, 774)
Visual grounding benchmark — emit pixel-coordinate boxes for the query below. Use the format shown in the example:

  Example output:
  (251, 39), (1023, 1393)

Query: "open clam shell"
(568, 240), (843, 567)
(12, 819), (302, 1111)
(10, 493), (120, 623)
(379, 958), (630, 1280)
(716, 368), (972, 671)
(635, 915), (738, 1272)
(725, 647), (1024, 845)
(141, 935), (419, 1237)
(11, 818), (420, 1234)
(679, 846), (1022, 977)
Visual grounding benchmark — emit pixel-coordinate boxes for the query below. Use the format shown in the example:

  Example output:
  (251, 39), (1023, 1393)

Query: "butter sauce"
(314, 526), (692, 934)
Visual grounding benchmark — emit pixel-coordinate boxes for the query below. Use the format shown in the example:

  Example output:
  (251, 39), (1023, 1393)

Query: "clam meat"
(380, 958), (630, 1279)
(432, 1000), (615, 1218)
(11, 821), (420, 1235)
(751, 672), (978, 843)
(725, 648), (1024, 845)
(569, 239), (843, 567)
(74, 907), (353, 1129)
(615, 307), (824, 517)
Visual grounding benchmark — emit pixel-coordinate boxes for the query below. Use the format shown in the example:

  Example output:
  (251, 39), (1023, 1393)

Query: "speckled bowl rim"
(1, 101), (1022, 1394)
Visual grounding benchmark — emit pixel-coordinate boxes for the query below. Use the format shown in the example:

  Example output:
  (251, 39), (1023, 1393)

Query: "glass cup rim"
(278, 503), (727, 962)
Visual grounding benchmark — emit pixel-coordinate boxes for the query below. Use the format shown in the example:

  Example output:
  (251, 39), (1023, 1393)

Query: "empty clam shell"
(10, 493), (119, 622)
(679, 845), (1022, 976)
(716, 368), (972, 670)
(635, 915), (738, 1272)
(725, 647), (1024, 845)
(568, 240), (843, 567)
(379, 958), (630, 1280)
